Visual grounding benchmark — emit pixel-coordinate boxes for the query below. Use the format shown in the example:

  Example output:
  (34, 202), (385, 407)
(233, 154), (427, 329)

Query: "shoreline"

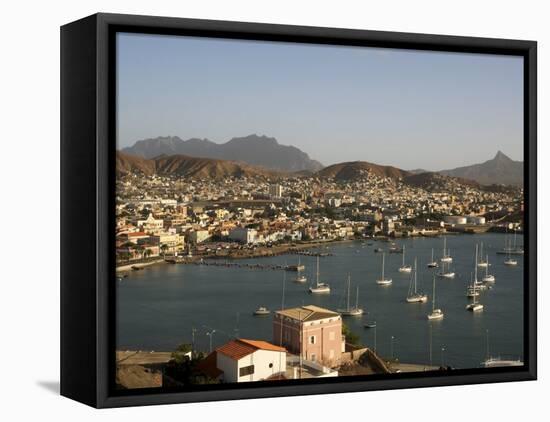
(116, 229), (512, 273)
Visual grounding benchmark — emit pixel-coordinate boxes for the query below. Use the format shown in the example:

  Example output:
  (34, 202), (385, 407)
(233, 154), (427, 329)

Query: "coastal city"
(115, 154), (524, 389)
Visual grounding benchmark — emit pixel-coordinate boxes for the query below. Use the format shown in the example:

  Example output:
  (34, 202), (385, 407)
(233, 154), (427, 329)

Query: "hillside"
(316, 161), (410, 181)
(116, 151), (277, 179)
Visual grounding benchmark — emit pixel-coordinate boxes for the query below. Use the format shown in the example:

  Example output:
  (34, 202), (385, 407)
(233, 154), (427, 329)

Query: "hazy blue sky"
(117, 33), (523, 170)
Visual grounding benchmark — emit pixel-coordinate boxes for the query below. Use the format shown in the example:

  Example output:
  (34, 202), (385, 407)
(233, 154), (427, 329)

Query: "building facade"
(273, 305), (344, 368)
(214, 339), (286, 383)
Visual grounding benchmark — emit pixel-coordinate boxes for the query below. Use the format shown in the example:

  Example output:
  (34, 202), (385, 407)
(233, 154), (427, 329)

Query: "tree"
(144, 248), (152, 259)
(134, 244), (145, 260)
(164, 343), (219, 385)
(342, 323), (361, 346)
(160, 243), (169, 259)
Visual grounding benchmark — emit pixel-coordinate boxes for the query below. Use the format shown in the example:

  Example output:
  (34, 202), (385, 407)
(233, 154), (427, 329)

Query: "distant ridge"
(116, 151), (280, 179)
(439, 151), (523, 186)
(121, 134), (324, 172)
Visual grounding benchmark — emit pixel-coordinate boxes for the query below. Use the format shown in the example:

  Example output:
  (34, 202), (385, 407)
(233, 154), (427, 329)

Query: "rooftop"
(216, 338), (286, 361)
(275, 305), (340, 322)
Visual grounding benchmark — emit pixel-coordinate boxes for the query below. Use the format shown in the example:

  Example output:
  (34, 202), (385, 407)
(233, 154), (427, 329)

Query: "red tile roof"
(239, 339), (286, 353)
(216, 339), (286, 361)
(196, 352), (223, 379)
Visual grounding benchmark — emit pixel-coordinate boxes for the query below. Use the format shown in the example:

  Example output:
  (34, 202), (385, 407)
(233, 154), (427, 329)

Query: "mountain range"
(120, 135), (523, 186)
(121, 134), (323, 173)
(439, 151), (523, 186)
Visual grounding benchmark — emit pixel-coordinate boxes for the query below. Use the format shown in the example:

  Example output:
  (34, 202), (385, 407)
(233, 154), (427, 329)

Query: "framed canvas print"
(60, 13), (537, 408)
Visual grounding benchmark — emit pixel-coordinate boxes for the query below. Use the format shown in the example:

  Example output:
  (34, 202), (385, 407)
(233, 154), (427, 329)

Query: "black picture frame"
(60, 12), (537, 408)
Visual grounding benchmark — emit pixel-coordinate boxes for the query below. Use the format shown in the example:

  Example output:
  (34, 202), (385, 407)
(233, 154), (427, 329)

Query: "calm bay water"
(117, 233), (524, 369)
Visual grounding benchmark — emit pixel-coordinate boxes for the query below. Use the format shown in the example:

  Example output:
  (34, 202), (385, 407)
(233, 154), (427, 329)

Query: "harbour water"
(116, 233), (524, 369)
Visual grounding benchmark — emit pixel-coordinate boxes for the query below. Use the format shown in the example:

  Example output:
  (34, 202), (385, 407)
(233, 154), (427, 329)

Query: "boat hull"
(376, 279), (392, 285)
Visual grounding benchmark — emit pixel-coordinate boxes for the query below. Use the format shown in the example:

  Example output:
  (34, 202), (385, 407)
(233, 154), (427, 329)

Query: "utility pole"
(206, 330), (216, 353)
(191, 327), (196, 358)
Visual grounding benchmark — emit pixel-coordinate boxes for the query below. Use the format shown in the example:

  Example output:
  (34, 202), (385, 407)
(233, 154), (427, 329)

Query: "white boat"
(440, 237), (452, 263)
(482, 358), (524, 367)
(427, 248), (438, 268)
(406, 259), (428, 303)
(477, 242), (488, 267)
(467, 246), (485, 312)
(376, 253), (392, 285)
(504, 255), (518, 266)
(294, 275), (307, 283)
(309, 256), (330, 294)
(398, 245), (412, 273)
(481, 330), (523, 367)
(427, 275), (444, 320)
(253, 306), (270, 316)
(466, 281), (483, 312)
(338, 274), (364, 316)
(437, 260), (455, 278)
(504, 238), (518, 265)
(482, 254), (496, 283)
(293, 257), (307, 283)
(497, 229), (524, 255)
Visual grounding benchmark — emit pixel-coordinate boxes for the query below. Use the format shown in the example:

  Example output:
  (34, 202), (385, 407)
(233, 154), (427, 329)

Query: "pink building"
(273, 305), (345, 367)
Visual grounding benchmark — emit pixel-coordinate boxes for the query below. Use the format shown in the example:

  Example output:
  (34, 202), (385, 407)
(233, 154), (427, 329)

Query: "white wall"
(2, 1), (547, 421)
(217, 350), (286, 383)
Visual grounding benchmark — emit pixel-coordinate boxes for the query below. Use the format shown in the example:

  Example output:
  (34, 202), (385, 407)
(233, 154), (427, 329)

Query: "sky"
(117, 33), (524, 170)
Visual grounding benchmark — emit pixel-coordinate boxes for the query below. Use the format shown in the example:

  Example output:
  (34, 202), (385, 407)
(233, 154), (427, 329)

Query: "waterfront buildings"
(273, 305), (345, 367)
(211, 339), (287, 383)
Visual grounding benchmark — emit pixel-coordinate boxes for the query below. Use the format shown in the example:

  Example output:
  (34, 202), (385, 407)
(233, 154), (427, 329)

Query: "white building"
(269, 184), (283, 198)
(215, 339), (287, 383)
(137, 213), (164, 232)
(229, 227), (258, 244)
(188, 229), (211, 244)
(443, 215), (468, 225)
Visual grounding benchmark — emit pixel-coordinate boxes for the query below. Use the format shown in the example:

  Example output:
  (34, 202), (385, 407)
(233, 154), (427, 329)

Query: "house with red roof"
(203, 338), (287, 383)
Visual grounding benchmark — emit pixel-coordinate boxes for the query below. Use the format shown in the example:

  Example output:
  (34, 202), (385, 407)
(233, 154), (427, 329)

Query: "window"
(329, 331), (335, 341)
(309, 335), (316, 344)
(239, 365), (255, 377)
(311, 353), (317, 362)
(329, 349), (335, 358)
(269, 363), (273, 368)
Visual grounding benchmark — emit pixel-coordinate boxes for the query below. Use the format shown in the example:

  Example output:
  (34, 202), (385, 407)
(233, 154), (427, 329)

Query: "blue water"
(116, 233), (524, 369)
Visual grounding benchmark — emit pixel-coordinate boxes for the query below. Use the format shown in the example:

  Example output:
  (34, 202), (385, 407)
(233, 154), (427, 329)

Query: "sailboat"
(481, 330), (523, 367)
(466, 285), (484, 312)
(309, 256), (330, 293)
(466, 249), (484, 312)
(477, 242), (488, 267)
(482, 254), (496, 283)
(466, 273), (480, 298)
(427, 275), (444, 320)
(427, 248), (438, 268)
(437, 260), (455, 278)
(376, 253), (392, 285)
(504, 236), (518, 266)
(398, 245), (412, 273)
(293, 257), (307, 283)
(440, 237), (452, 263)
(406, 259), (428, 303)
(338, 274), (364, 316)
